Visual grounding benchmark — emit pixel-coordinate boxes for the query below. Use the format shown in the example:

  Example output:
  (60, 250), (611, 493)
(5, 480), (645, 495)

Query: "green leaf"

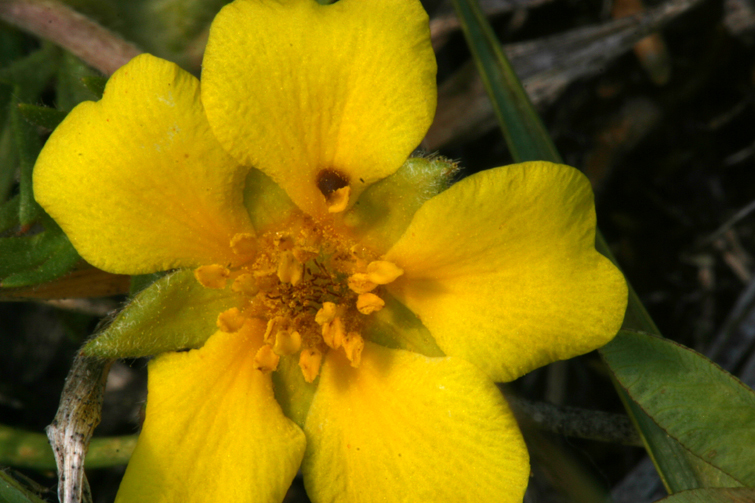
(55, 52), (101, 110)
(10, 97), (42, 226)
(0, 224), (80, 286)
(601, 330), (755, 486)
(16, 104), (68, 131)
(0, 471), (47, 503)
(0, 196), (20, 234)
(657, 488), (755, 502)
(82, 268), (240, 358)
(80, 75), (108, 99)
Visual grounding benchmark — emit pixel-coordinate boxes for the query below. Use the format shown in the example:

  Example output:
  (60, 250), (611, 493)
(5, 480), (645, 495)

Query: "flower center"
(194, 214), (403, 383)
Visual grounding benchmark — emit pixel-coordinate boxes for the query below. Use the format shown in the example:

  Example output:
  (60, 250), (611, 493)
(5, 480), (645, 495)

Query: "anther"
(277, 250), (303, 285)
(356, 293), (385, 315)
(231, 273), (258, 296)
(315, 302), (337, 325)
(273, 330), (302, 356)
(299, 348), (323, 383)
(254, 344), (280, 372)
(343, 332), (365, 368)
(322, 316), (345, 349)
(194, 264), (230, 289)
(366, 260), (404, 285)
(230, 233), (256, 256)
(217, 308), (246, 333)
(348, 273), (377, 294)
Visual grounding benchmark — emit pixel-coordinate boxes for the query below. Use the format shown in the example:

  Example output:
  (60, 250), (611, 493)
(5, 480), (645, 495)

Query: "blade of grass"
(450, 0), (700, 493)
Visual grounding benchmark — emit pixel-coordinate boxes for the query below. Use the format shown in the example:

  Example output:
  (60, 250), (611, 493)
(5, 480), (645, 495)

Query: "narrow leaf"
(17, 103), (68, 131)
(602, 330), (755, 486)
(0, 471), (47, 503)
(80, 76), (107, 99)
(657, 488), (755, 503)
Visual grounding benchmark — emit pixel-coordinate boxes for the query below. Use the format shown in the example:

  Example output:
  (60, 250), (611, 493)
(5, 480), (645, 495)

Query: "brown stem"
(0, 0), (142, 75)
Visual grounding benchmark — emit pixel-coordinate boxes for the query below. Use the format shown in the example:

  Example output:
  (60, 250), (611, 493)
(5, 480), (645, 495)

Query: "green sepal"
(80, 76), (108, 100)
(82, 268), (240, 358)
(344, 154), (459, 255)
(657, 488), (755, 502)
(243, 167), (297, 233)
(0, 223), (81, 288)
(601, 330), (755, 486)
(363, 293), (444, 357)
(16, 104), (68, 131)
(272, 353), (318, 429)
(129, 271), (168, 297)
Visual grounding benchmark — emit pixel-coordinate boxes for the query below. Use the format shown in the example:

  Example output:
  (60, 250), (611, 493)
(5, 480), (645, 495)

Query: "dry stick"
(0, 0), (142, 76)
(507, 396), (643, 447)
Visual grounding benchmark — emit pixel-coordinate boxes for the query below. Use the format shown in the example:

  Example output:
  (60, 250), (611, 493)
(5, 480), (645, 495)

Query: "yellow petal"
(33, 54), (254, 275)
(302, 343), (529, 502)
(202, 0), (437, 218)
(116, 320), (306, 503)
(385, 162), (628, 382)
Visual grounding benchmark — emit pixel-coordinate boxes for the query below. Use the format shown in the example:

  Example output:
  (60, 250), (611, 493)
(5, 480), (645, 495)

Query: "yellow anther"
(277, 250), (303, 285)
(217, 308), (246, 333)
(327, 185), (350, 213)
(273, 330), (302, 356)
(366, 260), (404, 285)
(230, 233), (256, 256)
(343, 332), (365, 368)
(347, 273), (377, 294)
(263, 317), (283, 344)
(254, 344), (280, 372)
(194, 264), (230, 289)
(322, 316), (345, 349)
(231, 273), (258, 296)
(356, 293), (385, 315)
(299, 348), (323, 383)
(315, 302), (337, 325)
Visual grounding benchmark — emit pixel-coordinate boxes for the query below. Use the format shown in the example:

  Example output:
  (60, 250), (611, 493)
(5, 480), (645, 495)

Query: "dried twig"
(46, 355), (114, 503)
(427, 0), (706, 149)
(0, 0), (142, 75)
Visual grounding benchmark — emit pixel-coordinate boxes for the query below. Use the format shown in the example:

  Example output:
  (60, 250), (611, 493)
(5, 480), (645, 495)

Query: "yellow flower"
(32, 0), (628, 501)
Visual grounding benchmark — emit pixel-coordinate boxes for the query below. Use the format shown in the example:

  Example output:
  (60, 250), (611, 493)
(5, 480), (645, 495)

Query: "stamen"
(217, 308), (246, 333)
(231, 273), (258, 296)
(347, 273), (377, 294)
(322, 316), (345, 349)
(299, 348), (323, 383)
(194, 264), (230, 289)
(327, 186), (350, 213)
(356, 293), (385, 315)
(230, 232), (256, 256)
(273, 330), (302, 356)
(343, 332), (365, 368)
(277, 250), (303, 285)
(254, 344), (280, 372)
(315, 302), (337, 325)
(366, 260), (404, 285)
(263, 317), (284, 344)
